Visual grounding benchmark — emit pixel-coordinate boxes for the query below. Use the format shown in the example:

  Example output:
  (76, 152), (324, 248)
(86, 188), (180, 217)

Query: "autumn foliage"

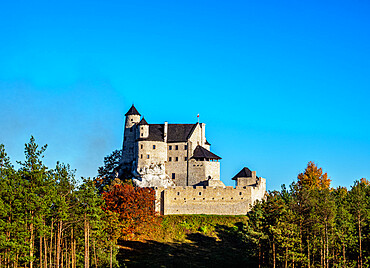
(297, 161), (331, 190)
(102, 184), (157, 238)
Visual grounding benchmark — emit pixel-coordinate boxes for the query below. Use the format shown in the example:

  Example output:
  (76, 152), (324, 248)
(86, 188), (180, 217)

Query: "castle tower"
(138, 117), (149, 138)
(122, 105), (141, 166)
(124, 105), (141, 128)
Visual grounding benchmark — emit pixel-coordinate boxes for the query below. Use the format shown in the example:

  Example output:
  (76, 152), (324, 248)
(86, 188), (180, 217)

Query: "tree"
(348, 179), (369, 268)
(297, 161), (331, 191)
(103, 184), (156, 239)
(333, 186), (355, 267)
(244, 200), (267, 267)
(76, 178), (106, 268)
(95, 149), (133, 194)
(17, 136), (50, 268)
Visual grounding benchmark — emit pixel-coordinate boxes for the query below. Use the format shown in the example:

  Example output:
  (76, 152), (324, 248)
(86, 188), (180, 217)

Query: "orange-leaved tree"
(102, 184), (157, 239)
(297, 161), (331, 190)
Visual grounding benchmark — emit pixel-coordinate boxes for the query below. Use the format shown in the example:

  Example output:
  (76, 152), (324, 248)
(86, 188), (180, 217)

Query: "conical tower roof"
(138, 117), (148, 125)
(125, 105), (141, 116)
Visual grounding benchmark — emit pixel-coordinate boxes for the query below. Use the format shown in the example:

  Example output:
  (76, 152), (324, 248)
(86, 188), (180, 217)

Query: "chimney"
(164, 121), (168, 143)
(200, 123), (206, 146)
(251, 171), (257, 179)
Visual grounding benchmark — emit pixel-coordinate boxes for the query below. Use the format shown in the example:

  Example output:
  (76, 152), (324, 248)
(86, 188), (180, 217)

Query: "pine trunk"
(258, 240), (261, 268)
(50, 220), (54, 268)
(343, 243), (346, 266)
(29, 217), (34, 268)
(44, 236), (48, 268)
(285, 247), (288, 268)
(358, 214), (362, 268)
(40, 235), (43, 268)
(56, 220), (62, 268)
(326, 222), (329, 268)
(84, 214), (90, 268)
(71, 228), (76, 268)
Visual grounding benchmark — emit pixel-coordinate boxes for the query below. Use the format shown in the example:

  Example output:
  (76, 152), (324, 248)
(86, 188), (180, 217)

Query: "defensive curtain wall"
(154, 177), (266, 215)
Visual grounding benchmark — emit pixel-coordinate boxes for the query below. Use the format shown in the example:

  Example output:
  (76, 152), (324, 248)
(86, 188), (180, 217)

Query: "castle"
(121, 105), (266, 215)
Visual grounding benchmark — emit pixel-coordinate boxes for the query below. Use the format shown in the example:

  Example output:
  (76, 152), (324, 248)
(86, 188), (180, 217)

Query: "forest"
(0, 137), (369, 268)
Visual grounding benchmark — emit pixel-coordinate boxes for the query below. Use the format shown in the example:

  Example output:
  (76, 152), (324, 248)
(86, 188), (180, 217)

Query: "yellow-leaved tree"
(297, 161), (331, 190)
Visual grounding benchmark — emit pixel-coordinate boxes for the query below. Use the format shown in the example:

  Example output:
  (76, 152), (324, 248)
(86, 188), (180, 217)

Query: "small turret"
(138, 117), (149, 138)
(125, 105), (141, 128)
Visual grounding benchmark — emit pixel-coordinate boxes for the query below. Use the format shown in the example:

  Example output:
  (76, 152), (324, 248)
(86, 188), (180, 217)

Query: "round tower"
(122, 105), (141, 165)
(125, 105), (141, 128)
(138, 117), (149, 138)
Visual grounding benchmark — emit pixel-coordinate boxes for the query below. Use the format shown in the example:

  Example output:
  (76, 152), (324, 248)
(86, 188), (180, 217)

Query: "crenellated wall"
(155, 178), (266, 215)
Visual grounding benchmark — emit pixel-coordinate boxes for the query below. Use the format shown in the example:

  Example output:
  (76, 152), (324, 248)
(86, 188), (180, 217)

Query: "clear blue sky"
(0, 0), (369, 190)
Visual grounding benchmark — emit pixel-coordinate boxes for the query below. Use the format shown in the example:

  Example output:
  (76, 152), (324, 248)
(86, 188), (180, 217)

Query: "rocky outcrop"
(132, 163), (175, 188)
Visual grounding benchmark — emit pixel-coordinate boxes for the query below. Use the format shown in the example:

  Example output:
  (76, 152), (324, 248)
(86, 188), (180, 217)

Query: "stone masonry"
(121, 105), (266, 215)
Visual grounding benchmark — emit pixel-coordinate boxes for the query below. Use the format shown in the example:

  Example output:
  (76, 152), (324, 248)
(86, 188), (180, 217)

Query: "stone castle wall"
(165, 142), (188, 186)
(187, 160), (220, 185)
(137, 140), (167, 168)
(155, 178), (266, 215)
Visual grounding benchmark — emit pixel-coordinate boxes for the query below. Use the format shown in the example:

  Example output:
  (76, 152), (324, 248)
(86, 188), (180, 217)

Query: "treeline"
(242, 162), (370, 268)
(2, 138), (370, 268)
(0, 137), (126, 268)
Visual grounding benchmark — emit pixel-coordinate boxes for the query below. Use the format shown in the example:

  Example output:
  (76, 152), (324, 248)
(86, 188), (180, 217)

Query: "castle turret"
(138, 117), (149, 138)
(125, 105), (141, 128)
(122, 105), (141, 165)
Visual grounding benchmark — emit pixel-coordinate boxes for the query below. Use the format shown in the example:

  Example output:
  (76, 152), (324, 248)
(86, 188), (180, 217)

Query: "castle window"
(172, 173), (176, 179)
(175, 157), (178, 161)
(131, 119), (133, 121)
(239, 192), (242, 195)
(141, 133), (143, 137)
(175, 145), (178, 150)
(169, 157), (172, 162)
(169, 145), (172, 150)
(140, 154), (143, 159)
(199, 192), (202, 196)
(177, 192), (180, 195)
(147, 154), (150, 159)
(153, 145), (156, 149)
(184, 157), (187, 161)
(141, 144), (143, 149)
(184, 145), (187, 150)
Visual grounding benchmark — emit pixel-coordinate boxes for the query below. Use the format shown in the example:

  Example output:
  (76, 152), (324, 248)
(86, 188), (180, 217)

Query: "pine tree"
(17, 136), (50, 268)
(348, 179), (369, 268)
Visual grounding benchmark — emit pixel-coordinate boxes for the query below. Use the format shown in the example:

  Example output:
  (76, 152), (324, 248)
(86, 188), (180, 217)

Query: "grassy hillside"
(118, 215), (249, 267)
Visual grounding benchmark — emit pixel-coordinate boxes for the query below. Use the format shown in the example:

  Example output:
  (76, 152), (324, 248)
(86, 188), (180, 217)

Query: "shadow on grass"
(117, 223), (251, 268)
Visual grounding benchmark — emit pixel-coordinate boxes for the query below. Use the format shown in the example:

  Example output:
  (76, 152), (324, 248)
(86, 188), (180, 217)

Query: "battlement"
(154, 177), (266, 215)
